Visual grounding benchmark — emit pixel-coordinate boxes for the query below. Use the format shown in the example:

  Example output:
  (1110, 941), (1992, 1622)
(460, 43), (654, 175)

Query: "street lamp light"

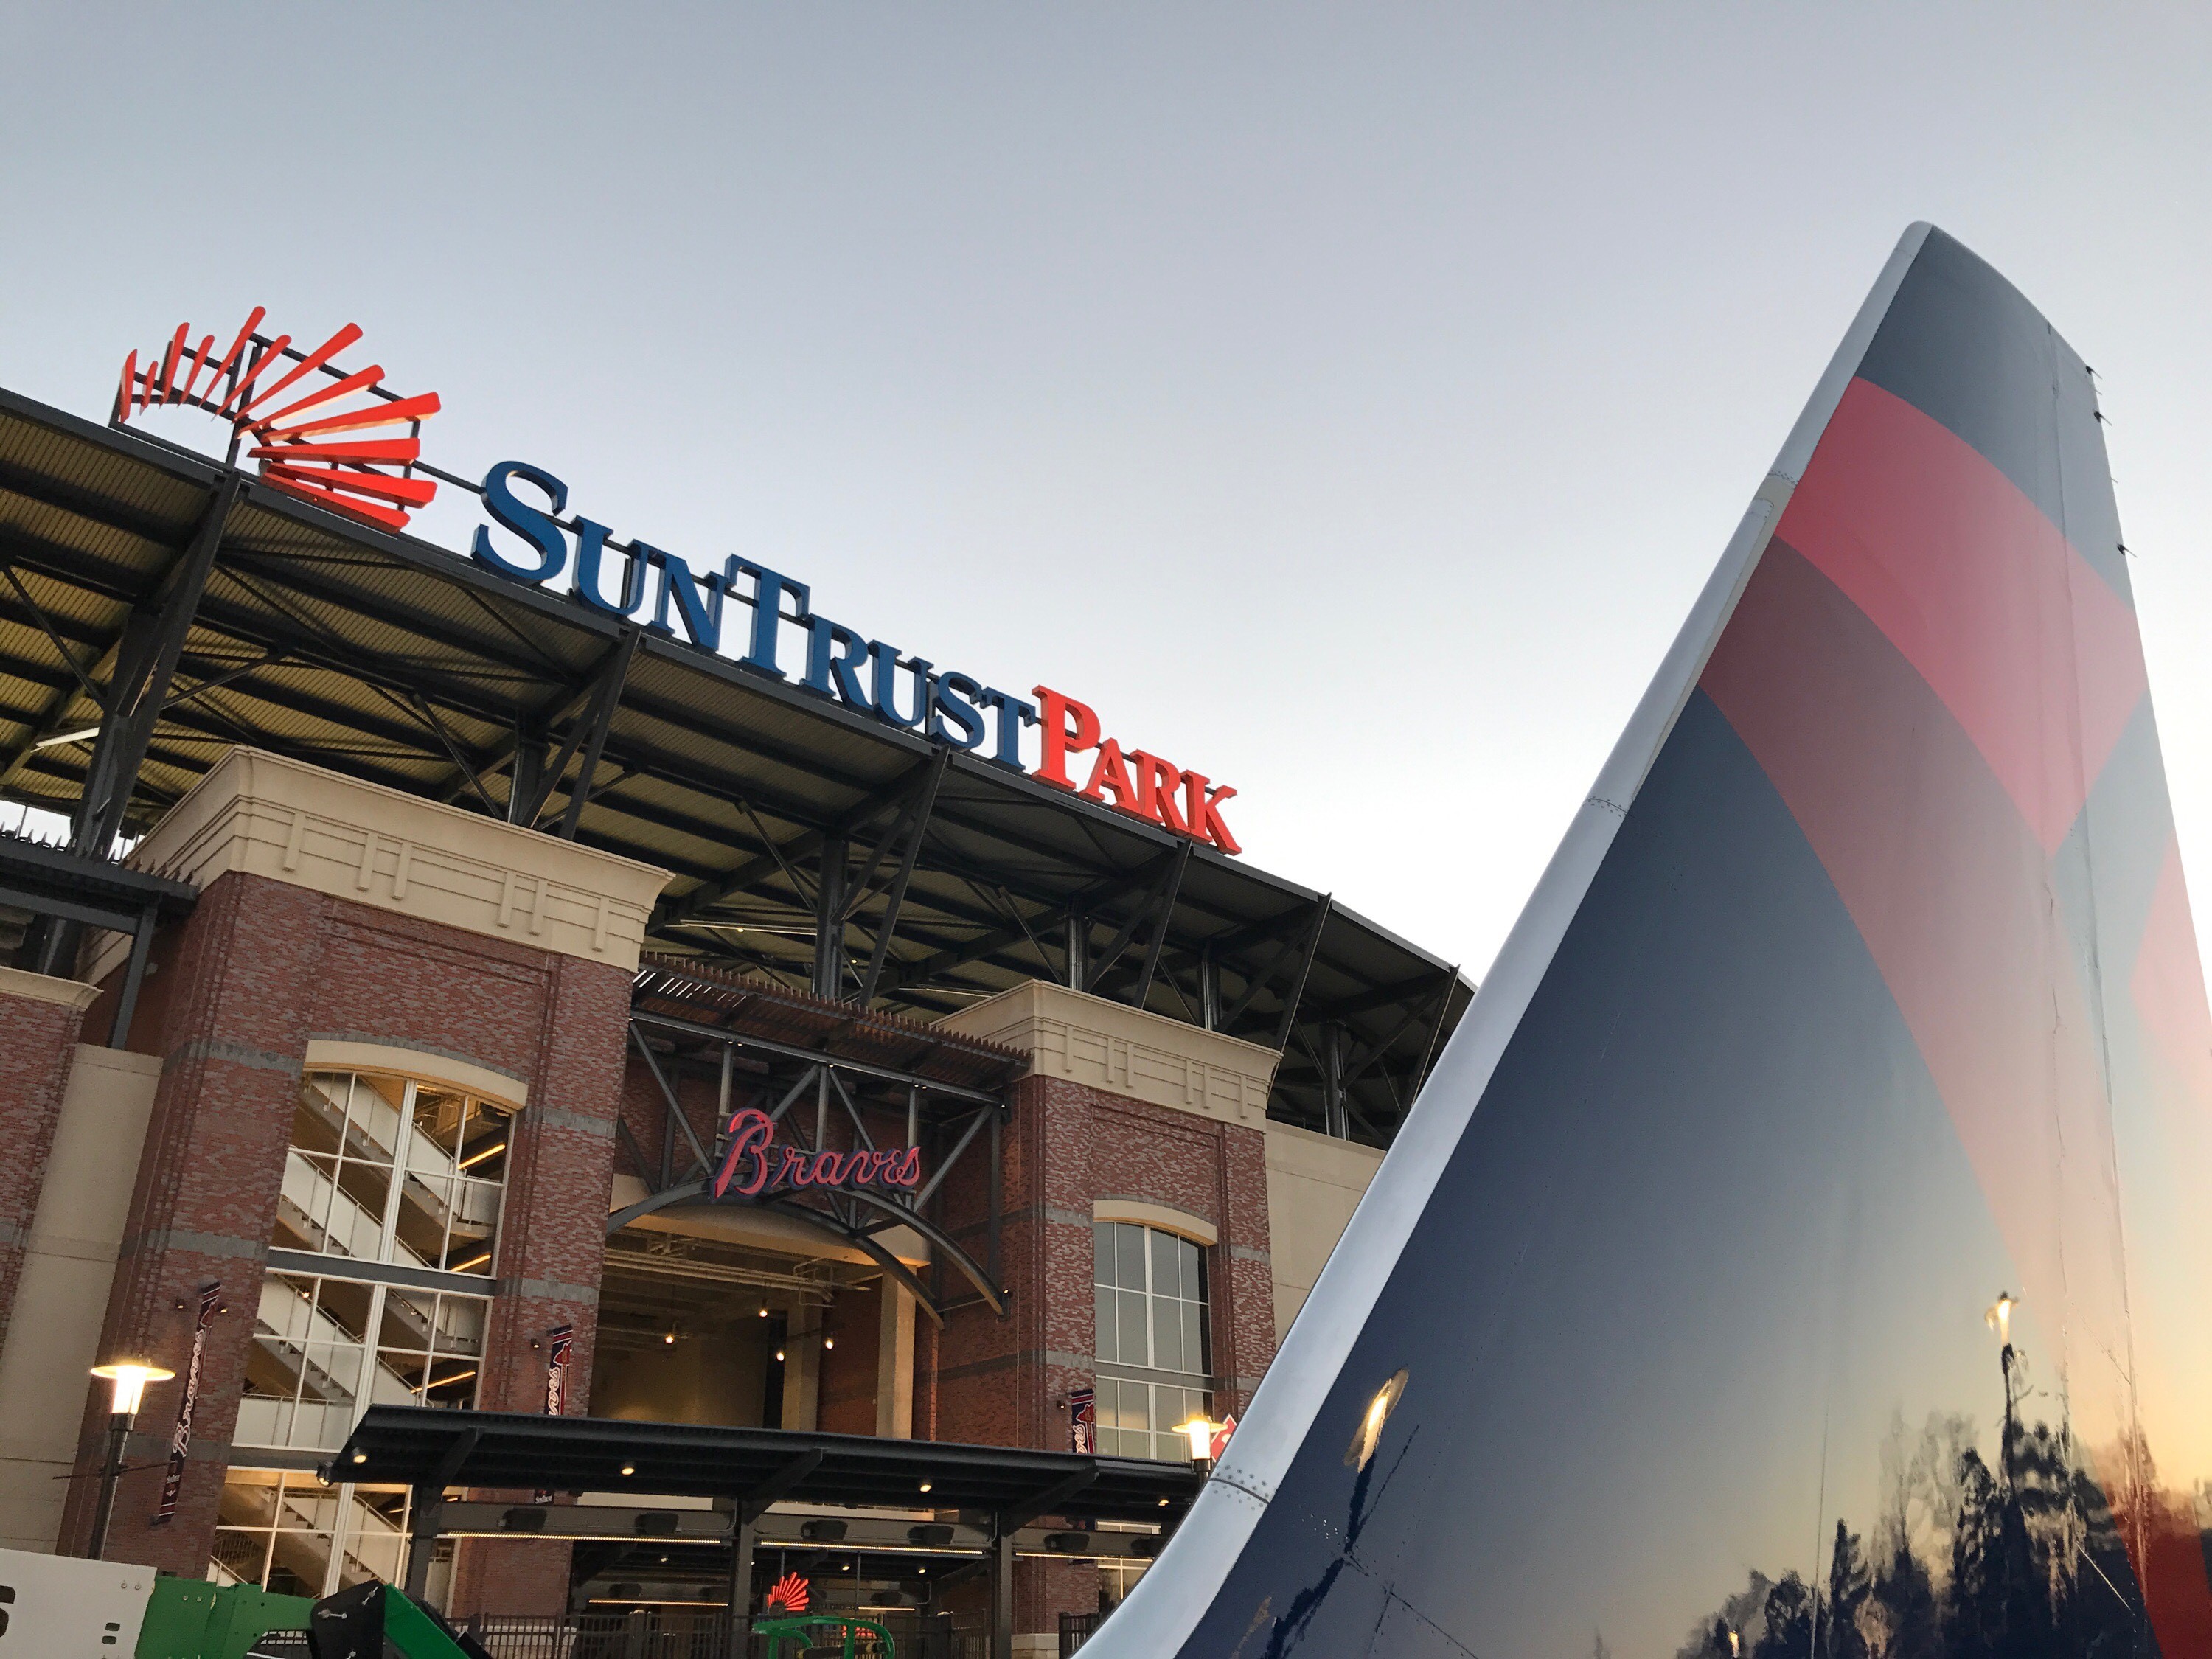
(1175, 1416), (1215, 1470)
(86, 1360), (173, 1559)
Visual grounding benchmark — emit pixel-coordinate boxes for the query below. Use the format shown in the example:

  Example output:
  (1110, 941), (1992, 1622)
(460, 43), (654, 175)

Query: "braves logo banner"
(545, 1324), (573, 1416)
(156, 1282), (220, 1524)
(1070, 1388), (1096, 1455)
(711, 1107), (922, 1199)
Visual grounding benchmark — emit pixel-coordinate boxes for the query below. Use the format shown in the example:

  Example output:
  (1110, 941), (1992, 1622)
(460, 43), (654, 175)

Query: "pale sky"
(7, 4), (2212, 981)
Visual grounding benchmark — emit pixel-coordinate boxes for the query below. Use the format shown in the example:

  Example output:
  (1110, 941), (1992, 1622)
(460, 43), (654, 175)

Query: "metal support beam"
(989, 1522), (1015, 1659)
(108, 900), (159, 1048)
(1200, 945), (1220, 1032)
(855, 745), (948, 1005)
(70, 478), (241, 856)
(729, 1448), (822, 1657)
(628, 1023), (716, 1180)
(1273, 896), (1333, 1051)
(554, 628), (639, 839)
(403, 1425), (479, 1600)
(1322, 1023), (1348, 1139)
(813, 836), (848, 998)
(1130, 840), (1191, 1009)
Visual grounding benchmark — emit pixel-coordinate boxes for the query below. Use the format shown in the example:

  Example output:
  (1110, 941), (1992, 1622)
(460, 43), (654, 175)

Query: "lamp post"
(86, 1360), (173, 1559)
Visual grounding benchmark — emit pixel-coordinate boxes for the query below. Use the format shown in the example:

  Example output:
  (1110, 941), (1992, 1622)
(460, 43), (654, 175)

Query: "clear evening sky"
(6, 5), (2210, 984)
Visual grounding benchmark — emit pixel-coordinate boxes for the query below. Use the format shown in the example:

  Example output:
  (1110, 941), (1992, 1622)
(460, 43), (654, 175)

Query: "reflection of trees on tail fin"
(1682, 1408), (2149, 1659)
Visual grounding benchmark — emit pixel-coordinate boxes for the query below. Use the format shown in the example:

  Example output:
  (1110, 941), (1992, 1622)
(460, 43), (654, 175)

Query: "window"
(212, 1471), (422, 1599)
(1093, 1222), (1210, 1462)
(279, 1072), (512, 1274)
(237, 1270), (489, 1453)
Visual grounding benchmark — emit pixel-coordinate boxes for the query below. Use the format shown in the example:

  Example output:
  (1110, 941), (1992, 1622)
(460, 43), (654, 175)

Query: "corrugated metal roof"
(0, 385), (1470, 1147)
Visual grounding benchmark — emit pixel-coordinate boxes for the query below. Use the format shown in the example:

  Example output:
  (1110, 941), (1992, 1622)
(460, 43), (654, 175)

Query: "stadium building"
(0, 319), (1470, 1655)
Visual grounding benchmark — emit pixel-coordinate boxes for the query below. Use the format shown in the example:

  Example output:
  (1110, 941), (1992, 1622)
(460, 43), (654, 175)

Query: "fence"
(1059, 1612), (1103, 1655)
(456, 1610), (973, 1659)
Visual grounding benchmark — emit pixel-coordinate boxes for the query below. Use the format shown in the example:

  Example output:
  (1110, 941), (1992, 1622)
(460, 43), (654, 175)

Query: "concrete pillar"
(876, 1281), (914, 1439)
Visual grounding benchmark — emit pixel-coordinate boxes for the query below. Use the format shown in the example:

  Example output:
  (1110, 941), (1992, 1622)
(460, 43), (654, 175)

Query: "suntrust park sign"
(470, 462), (1240, 855)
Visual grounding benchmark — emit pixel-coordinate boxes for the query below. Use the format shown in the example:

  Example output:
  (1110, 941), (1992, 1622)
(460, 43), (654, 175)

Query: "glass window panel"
(1150, 1229), (1180, 1301)
(1094, 1287), (1116, 1363)
(1152, 1299), (1184, 1374)
(1183, 1303), (1206, 1376)
(456, 1105), (512, 1184)
(378, 1289), (438, 1352)
(430, 1295), (487, 1357)
(346, 1077), (407, 1165)
(372, 1348), (430, 1408)
(1182, 1238), (1205, 1301)
(232, 1397), (286, 1448)
(390, 1172), (455, 1270)
(1115, 1225), (1145, 1291)
(409, 1090), (466, 1165)
(313, 1279), (375, 1342)
(210, 1528), (272, 1589)
(1116, 1290), (1147, 1366)
(1093, 1221), (1115, 1287)
(341, 1488), (410, 1588)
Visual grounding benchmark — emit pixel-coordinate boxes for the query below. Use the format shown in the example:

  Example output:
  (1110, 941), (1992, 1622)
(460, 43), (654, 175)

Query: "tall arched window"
(1093, 1221), (1210, 1461)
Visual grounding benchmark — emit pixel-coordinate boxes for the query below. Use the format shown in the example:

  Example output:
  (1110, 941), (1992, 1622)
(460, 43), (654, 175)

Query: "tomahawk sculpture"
(1087, 225), (2212, 1658)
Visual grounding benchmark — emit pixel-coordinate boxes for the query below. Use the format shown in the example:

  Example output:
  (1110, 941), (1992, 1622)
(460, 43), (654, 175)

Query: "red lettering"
(771, 1146), (812, 1187)
(1181, 772), (1241, 854)
(810, 1149), (847, 1184)
(890, 1147), (922, 1187)
(712, 1108), (779, 1197)
(1130, 751), (1189, 835)
(1032, 685), (1100, 790)
(1080, 738), (1143, 815)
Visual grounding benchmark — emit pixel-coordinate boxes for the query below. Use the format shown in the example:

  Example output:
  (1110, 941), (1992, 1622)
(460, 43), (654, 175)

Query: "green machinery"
(754, 1613), (897, 1658)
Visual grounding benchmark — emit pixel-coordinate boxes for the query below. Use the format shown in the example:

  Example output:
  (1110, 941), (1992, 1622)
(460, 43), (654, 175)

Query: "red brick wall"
(0, 982), (94, 1355)
(921, 1070), (1276, 1645)
(54, 870), (632, 1619)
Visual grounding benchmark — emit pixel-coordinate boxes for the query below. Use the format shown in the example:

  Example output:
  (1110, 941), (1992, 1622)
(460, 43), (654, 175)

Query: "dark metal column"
(1323, 1023), (1348, 1139)
(813, 836), (848, 998)
(1200, 946), (1220, 1032)
(988, 1520), (1015, 1659)
(71, 477), (241, 858)
(403, 1482), (440, 1598)
(108, 900), (159, 1048)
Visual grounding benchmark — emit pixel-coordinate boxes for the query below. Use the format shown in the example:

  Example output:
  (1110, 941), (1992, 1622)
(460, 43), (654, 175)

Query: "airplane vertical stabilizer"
(1084, 224), (2212, 1659)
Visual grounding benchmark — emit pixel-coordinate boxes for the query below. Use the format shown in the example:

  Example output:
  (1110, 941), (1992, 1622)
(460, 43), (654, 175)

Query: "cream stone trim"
(122, 747), (672, 971)
(1092, 1199), (1218, 1248)
(0, 965), (100, 1012)
(1264, 1119), (1385, 1339)
(302, 1041), (529, 1110)
(932, 979), (1279, 1128)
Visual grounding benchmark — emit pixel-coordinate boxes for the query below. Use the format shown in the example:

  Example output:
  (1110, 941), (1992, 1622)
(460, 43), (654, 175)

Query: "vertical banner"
(1069, 1387), (1096, 1455)
(545, 1324), (574, 1416)
(155, 1282), (219, 1524)
(534, 1324), (574, 1503)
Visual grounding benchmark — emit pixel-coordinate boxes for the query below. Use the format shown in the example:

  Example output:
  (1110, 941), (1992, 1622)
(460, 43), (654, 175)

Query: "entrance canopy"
(334, 1405), (1200, 1523)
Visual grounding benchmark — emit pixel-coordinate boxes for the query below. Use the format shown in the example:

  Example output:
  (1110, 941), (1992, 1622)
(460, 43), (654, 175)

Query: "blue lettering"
(869, 643), (932, 728)
(726, 559), (810, 679)
(471, 461), (568, 581)
(802, 616), (872, 708)
(573, 519), (648, 618)
(650, 549), (725, 651)
(929, 672), (988, 750)
(979, 687), (1037, 770)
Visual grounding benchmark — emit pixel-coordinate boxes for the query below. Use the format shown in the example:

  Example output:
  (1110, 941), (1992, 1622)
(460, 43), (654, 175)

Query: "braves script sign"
(711, 1107), (922, 1200)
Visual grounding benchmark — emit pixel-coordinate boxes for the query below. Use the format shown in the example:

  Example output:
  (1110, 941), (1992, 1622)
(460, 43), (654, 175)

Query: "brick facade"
(0, 971), (100, 1357)
(1, 751), (1371, 1656)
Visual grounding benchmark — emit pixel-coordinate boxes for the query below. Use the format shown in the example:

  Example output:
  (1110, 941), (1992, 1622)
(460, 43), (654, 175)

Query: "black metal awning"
(0, 381), (1472, 1145)
(333, 1405), (1200, 1526)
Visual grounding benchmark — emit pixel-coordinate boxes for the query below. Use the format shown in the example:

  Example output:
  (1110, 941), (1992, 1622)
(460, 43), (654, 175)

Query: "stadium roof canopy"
(0, 386), (1470, 1145)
